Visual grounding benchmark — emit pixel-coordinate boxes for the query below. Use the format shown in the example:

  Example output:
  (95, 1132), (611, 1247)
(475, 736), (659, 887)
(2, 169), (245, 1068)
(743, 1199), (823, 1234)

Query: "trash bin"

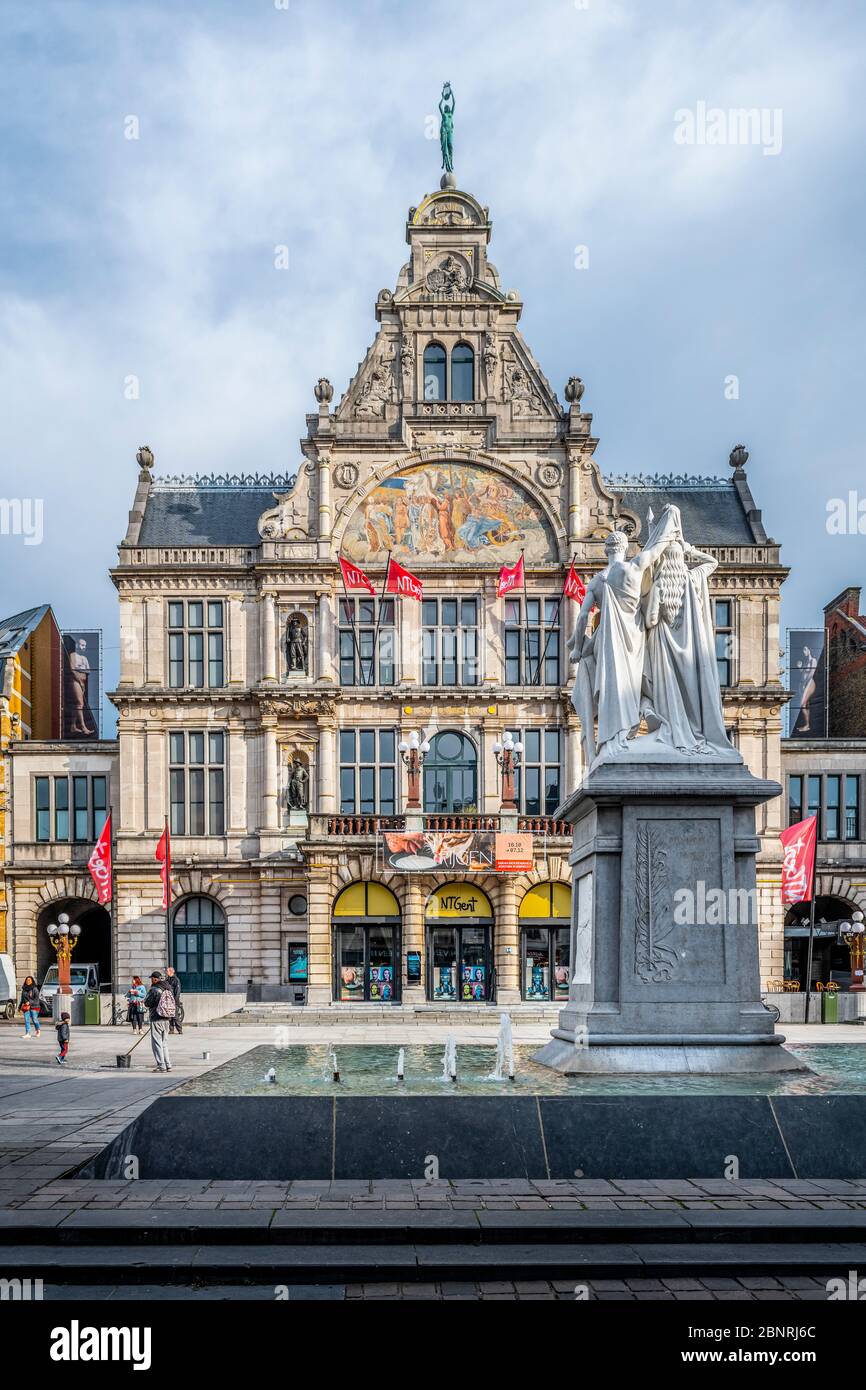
(822, 990), (839, 1024)
(84, 990), (101, 1026)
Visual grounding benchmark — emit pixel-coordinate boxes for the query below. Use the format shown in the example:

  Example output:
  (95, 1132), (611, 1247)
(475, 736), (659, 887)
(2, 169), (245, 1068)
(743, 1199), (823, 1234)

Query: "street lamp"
(843, 910), (866, 993)
(493, 732), (523, 813)
(398, 731), (430, 813)
(46, 912), (82, 1005)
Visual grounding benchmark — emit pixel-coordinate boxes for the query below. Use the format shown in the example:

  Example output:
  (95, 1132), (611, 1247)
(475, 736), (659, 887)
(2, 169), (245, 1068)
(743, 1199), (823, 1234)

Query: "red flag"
(87, 812), (113, 905)
(563, 560), (587, 604)
(156, 823), (172, 912)
(339, 556), (375, 594)
(497, 554), (524, 598)
(780, 815), (817, 905)
(385, 555), (423, 601)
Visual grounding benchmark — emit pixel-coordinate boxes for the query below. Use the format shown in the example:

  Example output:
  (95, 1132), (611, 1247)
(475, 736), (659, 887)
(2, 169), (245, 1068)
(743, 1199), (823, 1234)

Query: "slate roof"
(134, 474), (766, 549)
(609, 478), (763, 546)
(137, 483), (291, 547)
(0, 604), (51, 696)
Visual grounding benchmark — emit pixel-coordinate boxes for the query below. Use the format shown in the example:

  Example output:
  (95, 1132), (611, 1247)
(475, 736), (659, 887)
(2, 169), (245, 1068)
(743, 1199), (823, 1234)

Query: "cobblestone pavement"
(344, 1275), (838, 1300)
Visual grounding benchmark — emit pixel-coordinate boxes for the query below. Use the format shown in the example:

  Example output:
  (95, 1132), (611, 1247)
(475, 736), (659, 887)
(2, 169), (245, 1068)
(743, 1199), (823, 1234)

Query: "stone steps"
(211, 1004), (560, 1027)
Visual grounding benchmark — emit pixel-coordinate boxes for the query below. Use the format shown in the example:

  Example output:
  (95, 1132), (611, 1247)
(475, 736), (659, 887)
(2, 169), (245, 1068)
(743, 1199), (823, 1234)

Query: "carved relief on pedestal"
(634, 823), (678, 984)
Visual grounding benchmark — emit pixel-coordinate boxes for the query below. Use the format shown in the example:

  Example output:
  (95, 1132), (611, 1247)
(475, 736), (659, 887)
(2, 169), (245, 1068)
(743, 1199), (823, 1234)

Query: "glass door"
(429, 927), (458, 1000)
(337, 923), (401, 1002)
(523, 927), (550, 1000)
(460, 926), (489, 1001)
(553, 927), (570, 1000)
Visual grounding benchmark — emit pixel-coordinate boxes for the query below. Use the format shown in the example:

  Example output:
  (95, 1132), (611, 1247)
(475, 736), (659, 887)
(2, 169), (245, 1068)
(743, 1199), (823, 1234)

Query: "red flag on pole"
(87, 812), (113, 905)
(497, 554), (524, 598)
(156, 823), (172, 912)
(563, 560), (587, 604)
(339, 556), (376, 595)
(780, 815), (818, 905)
(385, 556), (423, 601)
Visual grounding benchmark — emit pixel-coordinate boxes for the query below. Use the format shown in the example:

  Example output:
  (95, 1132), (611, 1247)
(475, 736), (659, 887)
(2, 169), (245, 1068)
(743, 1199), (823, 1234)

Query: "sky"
(1, 0), (864, 732)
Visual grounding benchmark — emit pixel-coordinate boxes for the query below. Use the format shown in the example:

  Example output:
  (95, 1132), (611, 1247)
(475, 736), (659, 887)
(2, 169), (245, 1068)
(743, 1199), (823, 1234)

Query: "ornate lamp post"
(46, 912), (82, 1009)
(843, 911), (866, 993)
(493, 732), (523, 814)
(398, 731), (430, 814)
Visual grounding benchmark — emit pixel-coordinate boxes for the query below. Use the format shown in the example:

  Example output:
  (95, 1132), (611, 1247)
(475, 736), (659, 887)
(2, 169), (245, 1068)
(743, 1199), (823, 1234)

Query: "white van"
(0, 954), (16, 1020)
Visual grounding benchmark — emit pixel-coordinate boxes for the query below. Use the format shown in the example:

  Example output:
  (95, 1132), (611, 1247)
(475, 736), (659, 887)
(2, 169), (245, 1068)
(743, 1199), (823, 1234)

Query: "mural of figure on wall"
(341, 463), (556, 566)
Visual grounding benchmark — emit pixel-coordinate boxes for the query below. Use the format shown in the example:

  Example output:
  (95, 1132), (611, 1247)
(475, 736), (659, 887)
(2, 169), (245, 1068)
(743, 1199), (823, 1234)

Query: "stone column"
(318, 455), (332, 560)
(262, 719), (279, 830)
(306, 857), (333, 1005)
(261, 593), (276, 683)
(318, 719), (337, 814)
(568, 450), (581, 544)
(496, 877), (521, 1004)
(402, 877), (426, 1003)
(317, 591), (335, 683)
(227, 718), (247, 833)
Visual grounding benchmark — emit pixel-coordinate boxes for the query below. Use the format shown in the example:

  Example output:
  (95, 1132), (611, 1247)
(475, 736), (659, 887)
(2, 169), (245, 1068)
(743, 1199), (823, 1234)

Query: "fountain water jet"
(397, 1047), (405, 1082)
(442, 1035), (457, 1083)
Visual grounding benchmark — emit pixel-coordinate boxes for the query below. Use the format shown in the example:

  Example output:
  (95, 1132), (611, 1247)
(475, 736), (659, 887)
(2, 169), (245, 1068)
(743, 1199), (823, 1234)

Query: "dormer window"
(423, 343), (447, 401)
(422, 341), (475, 403)
(451, 342), (474, 401)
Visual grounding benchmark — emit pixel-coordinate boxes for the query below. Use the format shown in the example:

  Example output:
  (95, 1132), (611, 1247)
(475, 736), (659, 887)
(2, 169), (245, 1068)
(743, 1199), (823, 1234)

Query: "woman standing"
(19, 976), (42, 1038)
(126, 976), (146, 1033)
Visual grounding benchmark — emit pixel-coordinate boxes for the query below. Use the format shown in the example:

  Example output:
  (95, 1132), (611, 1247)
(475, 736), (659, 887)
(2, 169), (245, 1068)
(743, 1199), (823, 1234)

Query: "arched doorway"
(784, 895), (860, 990)
(519, 881), (571, 1001)
(172, 897), (226, 993)
(425, 882), (494, 1002)
(423, 731), (478, 813)
(333, 883), (401, 1003)
(36, 898), (112, 990)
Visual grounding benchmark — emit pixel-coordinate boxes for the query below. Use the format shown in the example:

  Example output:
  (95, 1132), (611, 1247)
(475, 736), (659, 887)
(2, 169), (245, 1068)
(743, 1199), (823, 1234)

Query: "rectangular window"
(788, 774), (803, 826)
(845, 775), (860, 840)
(714, 599), (734, 686)
(507, 727), (561, 817)
(422, 597), (479, 686)
(825, 775), (841, 841)
(35, 775), (106, 843)
(807, 774), (822, 838)
(54, 777), (69, 841)
(35, 777), (50, 841)
(504, 597), (560, 686)
(169, 730), (226, 835)
(339, 727), (397, 815)
(339, 598), (395, 687)
(168, 600), (225, 689)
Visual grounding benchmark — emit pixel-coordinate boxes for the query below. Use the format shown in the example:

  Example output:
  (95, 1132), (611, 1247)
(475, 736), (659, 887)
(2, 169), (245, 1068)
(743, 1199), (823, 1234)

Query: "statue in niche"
(285, 615), (308, 674)
(400, 335), (416, 397)
(287, 757), (310, 812)
(482, 332), (498, 398)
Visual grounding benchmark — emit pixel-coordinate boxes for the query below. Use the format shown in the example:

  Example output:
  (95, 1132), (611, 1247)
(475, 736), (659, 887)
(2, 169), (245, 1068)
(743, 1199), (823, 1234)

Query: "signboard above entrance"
(425, 884), (493, 920)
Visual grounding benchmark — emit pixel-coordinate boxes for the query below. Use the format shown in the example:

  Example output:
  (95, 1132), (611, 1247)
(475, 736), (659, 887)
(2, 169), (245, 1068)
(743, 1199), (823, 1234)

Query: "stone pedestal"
(534, 762), (805, 1074)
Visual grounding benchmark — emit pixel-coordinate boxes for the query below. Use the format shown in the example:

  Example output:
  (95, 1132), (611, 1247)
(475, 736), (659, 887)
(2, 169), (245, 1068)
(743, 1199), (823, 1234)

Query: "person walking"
(19, 976), (42, 1038)
(126, 976), (146, 1033)
(165, 966), (183, 1035)
(54, 1011), (70, 1065)
(143, 971), (174, 1073)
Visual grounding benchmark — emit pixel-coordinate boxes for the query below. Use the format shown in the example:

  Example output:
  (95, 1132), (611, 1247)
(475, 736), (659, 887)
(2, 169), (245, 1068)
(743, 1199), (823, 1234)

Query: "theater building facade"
(103, 181), (789, 1010)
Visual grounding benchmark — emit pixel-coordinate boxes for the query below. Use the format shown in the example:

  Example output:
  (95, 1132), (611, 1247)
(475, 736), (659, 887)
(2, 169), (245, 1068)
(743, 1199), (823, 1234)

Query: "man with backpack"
(165, 965), (184, 1035)
(144, 970), (175, 1073)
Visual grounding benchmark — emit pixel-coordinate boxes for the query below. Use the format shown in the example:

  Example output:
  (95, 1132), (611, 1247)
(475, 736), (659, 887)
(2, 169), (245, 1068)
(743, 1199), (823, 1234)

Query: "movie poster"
(61, 630), (101, 739)
(787, 629), (826, 738)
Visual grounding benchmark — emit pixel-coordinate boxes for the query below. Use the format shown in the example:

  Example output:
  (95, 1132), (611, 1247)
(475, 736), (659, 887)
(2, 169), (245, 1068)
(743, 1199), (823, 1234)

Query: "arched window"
(451, 342), (474, 402)
(173, 897), (226, 993)
(333, 882), (401, 1003)
(423, 730), (477, 813)
(423, 343), (447, 402)
(519, 881), (572, 1002)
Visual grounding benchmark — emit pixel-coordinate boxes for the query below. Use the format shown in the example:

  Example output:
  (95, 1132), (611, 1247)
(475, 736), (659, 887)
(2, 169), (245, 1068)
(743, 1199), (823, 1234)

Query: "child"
(55, 1011), (70, 1065)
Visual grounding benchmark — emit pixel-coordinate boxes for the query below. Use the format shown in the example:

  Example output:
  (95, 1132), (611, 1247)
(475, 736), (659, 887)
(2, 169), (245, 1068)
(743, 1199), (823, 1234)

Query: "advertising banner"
(61, 629), (101, 739)
(787, 628), (826, 737)
(382, 830), (532, 873)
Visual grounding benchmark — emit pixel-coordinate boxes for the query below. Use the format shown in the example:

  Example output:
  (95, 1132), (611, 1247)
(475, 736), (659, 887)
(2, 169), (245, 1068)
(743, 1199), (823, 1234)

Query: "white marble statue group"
(568, 502), (741, 770)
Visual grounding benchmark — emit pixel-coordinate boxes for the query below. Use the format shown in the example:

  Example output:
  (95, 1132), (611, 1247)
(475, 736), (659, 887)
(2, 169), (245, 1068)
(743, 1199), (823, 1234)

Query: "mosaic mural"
(341, 463), (556, 565)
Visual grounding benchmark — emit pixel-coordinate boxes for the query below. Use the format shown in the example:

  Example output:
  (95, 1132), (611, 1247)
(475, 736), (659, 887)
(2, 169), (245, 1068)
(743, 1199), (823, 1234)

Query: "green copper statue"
(439, 82), (455, 173)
